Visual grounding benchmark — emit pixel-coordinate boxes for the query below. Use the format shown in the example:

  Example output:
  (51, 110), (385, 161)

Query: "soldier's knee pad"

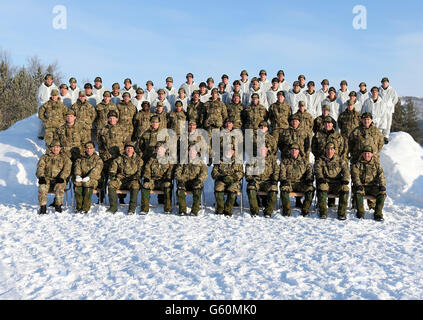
(247, 183), (257, 191)
(143, 182), (152, 190)
(280, 186), (292, 193)
(318, 183), (329, 192)
(341, 185), (350, 193)
(108, 180), (120, 190)
(215, 181), (225, 192)
(227, 182), (240, 193)
(163, 181), (172, 188)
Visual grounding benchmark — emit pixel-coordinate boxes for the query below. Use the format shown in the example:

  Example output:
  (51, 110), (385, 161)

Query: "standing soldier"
(245, 146), (279, 217)
(362, 87), (389, 143)
(266, 78), (280, 108)
(187, 90), (205, 128)
(379, 77), (399, 142)
(294, 101), (313, 136)
(167, 100), (187, 138)
(37, 74), (58, 140)
(111, 83), (122, 105)
(121, 78), (137, 99)
(71, 91), (96, 143)
(199, 82), (210, 104)
(137, 115), (165, 164)
(203, 88), (228, 134)
(316, 79), (330, 108)
(348, 112), (385, 164)
(164, 76), (178, 108)
(337, 80), (350, 105)
(278, 114), (310, 160)
(256, 121), (277, 156)
(93, 76), (107, 99)
(351, 146), (386, 221)
(175, 88), (189, 111)
(132, 88), (149, 112)
(277, 70), (290, 95)
(312, 116), (346, 161)
(59, 84), (73, 108)
(279, 143), (314, 217)
(337, 100), (361, 151)
(247, 77), (267, 109)
(180, 72), (199, 99)
(313, 104), (336, 134)
(152, 88), (172, 113)
(285, 81), (306, 114)
(244, 93), (268, 132)
(74, 141), (103, 213)
(217, 82), (228, 103)
(117, 92), (137, 141)
(321, 87), (342, 121)
(132, 101), (152, 140)
(211, 148), (244, 216)
(258, 69), (271, 95)
(221, 74), (232, 94)
(226, 92), (244, 130)
(68, 77), (80, 105)
(54, 109), (85, 163)
(314, 142), (350, 220)
(357, 82), (370, 107)
(226, 80), (244, 106)
(84, 83), (100, 108)
(107, 141), (143, 214)
(304, 81), (320, 118)
(95, 91), (118, 137)
(298, 75), (307, 93)
(38, 89), (67, 147)
(268, 91), (291, 146)
(36, 140), (72, 214)
(206, 77), (215, 92)
(175, 146), (208, 216)
(140, 143), (174, 215)
(239, 70), (250, 106)
(153, 102), (168, 130)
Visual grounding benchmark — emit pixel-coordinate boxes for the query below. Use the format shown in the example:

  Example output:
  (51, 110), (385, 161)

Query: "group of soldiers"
(35, 70), (395, 220)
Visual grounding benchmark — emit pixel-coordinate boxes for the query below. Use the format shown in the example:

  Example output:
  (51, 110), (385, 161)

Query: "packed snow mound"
(380, 132), (423, 206)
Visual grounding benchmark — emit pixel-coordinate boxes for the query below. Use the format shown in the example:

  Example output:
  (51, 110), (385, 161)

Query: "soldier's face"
(360, 85), (366, 91)
(362, 118), (372, 128)
(79, 96), (86, 103)
(85, 145), (95, 156)
(179, 92), (185, 98)
(290, 148), (299, 158)
(329, 92), (336, 99)
(142, 104), (150, 111)
(382, 81), (389, 89)
(252, 97), (259, 105)
(189, 149), (197, 161)
(299, 106), (306, 113)
(176, 105), (182, 112)
(52, 146), (61, 155)
(363, 152), (373, 161)
(259, 74), (266, 81)
(125, 146), (134, 157)
(151, 121), (160, 130)
(192, 94), (199, 102)
(109, 116), (118, 126)
(293, 85), (300, 93)
(299, 79), (305, 85)
(66, 115), (75, 124)
(207, 82), (214, 88)
(157, 146), (166, 157)
(259, 125), (268, 133)
(123, 96), (130, 103)
(166, 81), (173, 88)
(278, 75), (284, 81)
(45, 78), (53, 86)
(277, 95), (285, 103)
(70, 82), (76, 89)
(125, 82), (131, 89)
(234, 84), (241, 91)
(322, 84), (329, 91)
(113, 88), (120, 94)
(324, 122), (333, 131)
(241, 74), (248, 81)
(200, 87), (207, 94)
(136, 93), (144, 99)
(104, 96), (111, 103)
(252, 81), (259, 90)
(212, 92), (218, 100)
(186, 76), (193, 84)
(60, 89), (68, 96)
(95, 81), (101, 87)
(225, 122), (233, 131)
(85, 88), (92, 95)
(233, 96), (241, 104)
(291, 120), (300, 129)
(272, 82), (279, 90)
(308, 85), (315, 92)
(158, 93), (165, 100)
(156, 106), (164, 114)
(372, 91), (379, 99)
(350, 96), (356, 102)
(325, 148), (335, 159)
(146, 84), (153, 90)
(322, 109), (329, 116)
(223, 78), (229, 84)
(51, 95), (59, 101)
(341, 84), (347, 91)
(188, 124), (196, 132)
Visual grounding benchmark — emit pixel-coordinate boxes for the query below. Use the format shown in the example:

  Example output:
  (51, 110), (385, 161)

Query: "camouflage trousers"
(247, 180), (278, 215)
(214, 180), (241, 193)
(38, 181), (67, 206)
(141, 180), (173, 212)
(280, 181), (314, 193)
(44, 127), (59, 147)
(109, 178), (140, 191)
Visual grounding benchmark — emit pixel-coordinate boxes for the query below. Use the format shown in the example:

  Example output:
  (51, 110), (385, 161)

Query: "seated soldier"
(211, 148), (244, 216)
(74, 141), (104, 213)
(36, 140), (72, 214)
(351, 146), (386, 221)
(107, 141), (143, 214)
(245, 146), (279, 218)
(314, 142), (350, 220)
(174, 146), (208, 216)
(141, 143), (174, 215)
(279, 143), (314, 217)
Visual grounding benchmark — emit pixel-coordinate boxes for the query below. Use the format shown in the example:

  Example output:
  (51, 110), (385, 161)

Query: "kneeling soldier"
(279, 143), (314, 217)
(74, 141), (104, 213)
(141, 143), (174, 214)
(245, 146), (279, 218)
(211, 148), (244, 216)
(351, 146), (386, 221)
(36, 140), (72, 214)
(107, 141), (143, 214)
(175, 147), (208, 216)
(314, 142), (350, 220)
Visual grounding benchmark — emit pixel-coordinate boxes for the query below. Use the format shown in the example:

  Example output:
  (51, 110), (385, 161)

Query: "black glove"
(143, 178), (150, 183)
(281, 180), (289, 187)
(177, 181), (184, 188)
(38, 177), (46, 185)
(249, 180), (257, 187)
(356, 185), (364, 191)
(269, 180), (278, 186)
(55, 177), (65, 184)
(317, 178), (326, 185)
(379, 186), (386, 192)
(342, 180), (350, 185)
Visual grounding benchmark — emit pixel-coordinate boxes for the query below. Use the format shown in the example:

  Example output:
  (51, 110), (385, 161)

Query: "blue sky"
(0, 0), (422, 96)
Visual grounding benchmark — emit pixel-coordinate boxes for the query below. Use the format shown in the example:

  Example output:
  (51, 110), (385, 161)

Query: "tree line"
(391, 98), (423, 145)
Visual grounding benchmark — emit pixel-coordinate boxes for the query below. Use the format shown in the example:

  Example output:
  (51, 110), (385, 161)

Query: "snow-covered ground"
(1, 115), (423, 300)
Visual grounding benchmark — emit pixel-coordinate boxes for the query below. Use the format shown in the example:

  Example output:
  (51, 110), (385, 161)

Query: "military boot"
(140, 188), (150, 214)
(374, 194), (385, 221)
(247, 189), (259, 216)
(295, 196), (302, 208)
(224, 192), (237, 217)
(108, 187), (118, 214)
(215, 192), (225, 215)
(356, 194), (365, 219)
(177, 189), (187, 215)
(328, 197), (336, 208)
(264, 192), (277, 218)
(55, 204), (62, 213)
(317, 191), (328, 219)
(281, 192), (291, 216)
(337, 192), (348, 220)
(301, 191), (313, 217)
(39, 205), (47, 214)
(128, 189), (139, 214)
(191, 189), (202, 216)
(74, 186), (84, 212)
(82, 187), (93, 213)
(118, 194), (126, 204)
(163, 187), (172, 214)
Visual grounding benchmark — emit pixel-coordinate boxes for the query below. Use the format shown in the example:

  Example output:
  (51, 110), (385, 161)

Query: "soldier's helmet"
(323, 116), (334, 124)
(157, 88), (165, 95)
(293, 80), (300, 87)
(124, 141), (136, 149)
(359, 82), (367, 87)
(233, 80), (241, 86)
(289, 114), (301, 122)
(240, 70), (248, 76)
(340, 80), (348, 86)
(103, 91), (111, 97)
(150, 115), (160, 123)
(69, 77), (77, 83)
(224, 117), (234, 124)
(298, 101), (306, 107)
(328, 87), (336, 93)
(362, 145), (374, 153)
(361, 112), (373, 119)
(307, 81), (315, 87)
(136, 88), (144, 94)
(277, 91), (285, 97)
(146, 80), (153, 86)
(79, 91), (86, 97)
(122, 92), (131, 99)
(322, 104), (330, 111)
(50, 140), (61, 148)
(84, 83), (93, 89)
(349, 91), (357, 97)
(166, 76), (173, 83)
(141, 101), (150, 108)
(321, 79), (329, 85)
(192, 90), (200, 96)
(59, 84), (68, 90)
(50, 89), (59, 96)
(66, 109), (76, 116)
(175, 100), (183, 108)
(94, 77), (102, 83)
(84, 141), (95, 149)
(259, 120), (268, 127)
(251, 93), (260, 99)
(381, 77), (389, 83)
(371, 86), (379, 93)
(188, 119), (197, 126)
(107, 110), (118, 118)
(277, 70), (285, 76)
(290, 143), (300, 150)
(325, 142), (336, 150)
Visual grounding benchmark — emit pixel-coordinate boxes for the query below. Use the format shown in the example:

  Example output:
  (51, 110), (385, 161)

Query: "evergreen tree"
(404, 98), (423, 145)
(391, 100), (406, 132)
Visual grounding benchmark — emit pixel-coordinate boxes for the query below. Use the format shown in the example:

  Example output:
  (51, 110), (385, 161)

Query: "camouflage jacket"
(71, 99), (96, 130)
(313, 115), (336, 134)
(74, 152), (103, 181)
(154, 111), (168, 130)
(203, 98), (228, 131)
(279, 155), (313, 183)
(143, 156), (174, 181)
(351, 156), (386, 187)
(132, 110), (153, 140)
(226, 102), (244, 129)
(186, 101), (205, 128)
(109, 153), (144, 181)
(348, 123), (384, 163)
(337, 108), (361, 138)
(95, 101), (118, 132)
(243, 103), (268, 130)
(268, 102), (291, 132)
(278, 126), (310, 158)
(245, 155), (280, 183)
(314, 154), (350, 183)
(38, 99), (67, 129)
(175, 162), (208, 183)
(54, 123), (85, 160)
(97, 124), (126, 162)
(312, 128), (346, 159)
(117, 101), (137, 130)
(167, 110), (187, 135)
(211, 161), (244, 182)
(294, 110), (313, 134)
(36, 151), (72, 181)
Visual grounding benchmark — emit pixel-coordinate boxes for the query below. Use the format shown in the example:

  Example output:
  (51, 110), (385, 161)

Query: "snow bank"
(380, 132), (423, 206)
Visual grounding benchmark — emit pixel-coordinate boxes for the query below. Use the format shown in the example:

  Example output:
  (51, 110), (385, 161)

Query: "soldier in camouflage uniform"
(175, 146), (208, 216)
(74, 141), (103, 213)
(279, 143), (314, 217)
(153, 101), (168, 130)
(132, 101), (152, 140)
(36, 140), (72, 214)
(117, 92), (137, 141)
(254, 121), (277, 156)
(186, 90), (205, 128)
(111, 83), (122, 105)
(95, 91), (118, 136)
(244, 93), (268, 132)
(141, 143), (174, 214)
(278, 114), (310, 160)
(294, 101), (313, 134)
(313, 104), (336, 134)
(348, 112), (385, 164)
(54, 109), (85, 163)
(167, 100), (187, 137)
(107, 141), (143, 214)
(314, 142), (350, 220)
(312, 116), (346, 160)
(268, 91), (291, 147)
(351, 146), (386, 221)
(245, 146), (279, 217)
(226, 92), (244, 130)
(337, 99), (361, 157)
(203, 88), (228, 133)
(211, 148), (244, 216)
(38, 89), (67, 147)
(71, 91), (96, 143)
(137, 115), (166, 164)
